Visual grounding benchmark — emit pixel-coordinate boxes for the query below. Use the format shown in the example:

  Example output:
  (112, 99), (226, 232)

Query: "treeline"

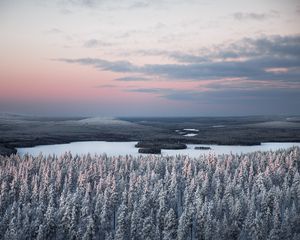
(0, 148), (300, 240)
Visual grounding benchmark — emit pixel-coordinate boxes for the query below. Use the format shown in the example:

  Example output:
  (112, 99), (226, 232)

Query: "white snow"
(183, 133), (198, 137)
(17, 141), (139, 157)
(175, 130), (186, 134)
(17, 141), (300, 158)
(183, 128), (199, 132)
(75, 117), (132, 125)
(161, 142), (300, 157)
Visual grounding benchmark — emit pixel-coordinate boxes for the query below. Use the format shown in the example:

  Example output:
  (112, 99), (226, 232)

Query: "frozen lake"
(17, 141), (300, 158)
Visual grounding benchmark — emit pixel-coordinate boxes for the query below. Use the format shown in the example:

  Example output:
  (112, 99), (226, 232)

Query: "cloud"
(127, 86), (300, 113)
(233, 11), (280, 21)
(115, 76), (150, 81)
(125, 86), (300, 114)
(58, 0), (192, 10)
(83, 39), (112, 48)
(127, 88), (165, 93)
(171, 35), (300, 63)
(60, 0), (99, 7)
(57, 34), (300, 84)
(60, 8), (73, 14)
(93, 84), (116, 88)
(58, 0), (156, 9)
(57, 58), (137, 72)
(130, 1), (149, 9)
(140, 35), (300, 66)
(200, 78), (293, 91)
(46, 28), (63, 34)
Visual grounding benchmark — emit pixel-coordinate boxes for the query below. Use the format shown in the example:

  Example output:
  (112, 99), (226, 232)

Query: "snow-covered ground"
(175, 130), (185, 134)
(183, 133), (198, 137)
(175, 129), (199, 135)
(183, 128), (199, 132)
(17, 141), (300, 158)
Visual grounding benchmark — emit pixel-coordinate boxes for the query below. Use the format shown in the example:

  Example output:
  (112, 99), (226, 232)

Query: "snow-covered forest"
(1, 147), (300, 240)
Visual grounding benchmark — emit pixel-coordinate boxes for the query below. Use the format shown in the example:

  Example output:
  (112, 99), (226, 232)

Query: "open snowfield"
(183, 133), (198, 137)
(17, 141), (300, 158)
(183, 128), (199, 132)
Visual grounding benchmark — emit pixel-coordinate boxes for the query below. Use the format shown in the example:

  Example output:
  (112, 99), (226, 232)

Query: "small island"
(135, 141), (187, 150)
(195, 146), (211, 150)
(138, 148), (161, 154)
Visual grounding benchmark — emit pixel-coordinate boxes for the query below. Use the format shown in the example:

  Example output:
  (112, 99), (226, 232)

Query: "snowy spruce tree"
(0, 147), (299, 239)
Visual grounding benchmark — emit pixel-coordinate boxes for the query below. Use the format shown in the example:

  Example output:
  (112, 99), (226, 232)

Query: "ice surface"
(161, 142), (300, 157)
(17, 141), (300, 158)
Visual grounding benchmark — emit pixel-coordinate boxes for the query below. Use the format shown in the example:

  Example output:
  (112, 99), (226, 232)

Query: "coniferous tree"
(163, 208), (177, 240)
(0, 147), (299, 239)
(142, 215), (155, 240)
(83, 216), (95, 240)
(115, 202), (128, 240)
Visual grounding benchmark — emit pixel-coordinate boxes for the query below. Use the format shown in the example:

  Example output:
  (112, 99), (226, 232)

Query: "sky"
(0, 0), (300, 116)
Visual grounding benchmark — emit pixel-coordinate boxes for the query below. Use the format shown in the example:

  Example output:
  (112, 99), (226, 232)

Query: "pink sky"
(1, 0), (300, 116)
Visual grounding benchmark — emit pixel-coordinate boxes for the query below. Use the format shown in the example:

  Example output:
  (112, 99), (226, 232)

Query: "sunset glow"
(1, 0), (300, 116)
